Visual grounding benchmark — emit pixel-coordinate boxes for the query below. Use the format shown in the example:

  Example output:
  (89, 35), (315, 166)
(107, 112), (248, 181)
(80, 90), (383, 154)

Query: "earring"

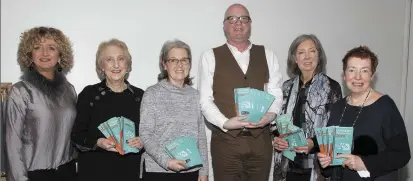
(29, 62), (34, 71)
(57, 63), (63, 72)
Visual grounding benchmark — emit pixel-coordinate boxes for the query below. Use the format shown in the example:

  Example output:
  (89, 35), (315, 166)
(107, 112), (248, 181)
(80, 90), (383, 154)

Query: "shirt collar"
(226, 41), (252, 53)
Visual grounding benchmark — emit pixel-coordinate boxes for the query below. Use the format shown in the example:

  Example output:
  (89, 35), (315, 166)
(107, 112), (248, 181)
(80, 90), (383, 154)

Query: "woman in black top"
(316, 46), (410, 181)
(71, 39), (144, 181)
(272, 34), (342, 181)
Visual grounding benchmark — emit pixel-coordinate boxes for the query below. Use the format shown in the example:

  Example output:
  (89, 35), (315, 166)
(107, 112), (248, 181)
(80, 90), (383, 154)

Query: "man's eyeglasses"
(166, 58), (190, 65)
(225, 16), (251, 24)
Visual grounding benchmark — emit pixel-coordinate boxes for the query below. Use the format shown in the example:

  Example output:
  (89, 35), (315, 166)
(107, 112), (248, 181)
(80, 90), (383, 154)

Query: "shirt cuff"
(216, 116), (229, 132)
(357, 170), (370, 178)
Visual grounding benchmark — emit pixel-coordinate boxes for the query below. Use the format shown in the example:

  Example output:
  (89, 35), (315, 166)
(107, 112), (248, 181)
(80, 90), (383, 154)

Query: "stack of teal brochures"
(234, 88), (275, 123)
(98, 116), (139, 155)
(315, 126), (354, 166)
(165, 137), (203, 168)
(276, 114), (308, 161)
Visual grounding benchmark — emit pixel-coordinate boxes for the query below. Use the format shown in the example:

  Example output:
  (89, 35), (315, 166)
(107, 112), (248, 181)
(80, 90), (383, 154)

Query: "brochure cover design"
(234, 87), (275, 123)
(165, 137), (203, 169)
(98, 116), (139, 155)
(275, 114), (308, 161)
(315, 126), (353, 166)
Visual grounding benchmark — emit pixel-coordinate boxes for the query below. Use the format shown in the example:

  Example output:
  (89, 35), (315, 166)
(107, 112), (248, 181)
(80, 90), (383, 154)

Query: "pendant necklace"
(338, 88), (372, 127)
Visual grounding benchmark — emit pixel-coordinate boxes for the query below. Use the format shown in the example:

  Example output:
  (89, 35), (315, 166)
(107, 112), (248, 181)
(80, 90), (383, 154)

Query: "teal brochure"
(282, 147), (296, 161)
(283, 128), (307, 161)
(121, 117), (139, 154)
(276, 114), (292, 134)
(106, 117), (122, 144)
(98, 123), (111, 138)
(276, 114), (308, 161)
(315, 126), (354, 166)
(286, 129), (307, 147)
(165, 137), (203, 168)
(315, 128), (326, 154)
(234, 88), (275, 123)
(331, 126), (353, 165)
(234, 88), (254, 119)
(98, 116), (139, 155)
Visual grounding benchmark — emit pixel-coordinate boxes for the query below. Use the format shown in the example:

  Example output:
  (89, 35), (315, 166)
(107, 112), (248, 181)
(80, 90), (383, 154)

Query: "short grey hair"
(287, 34), (327, 77)
(95, 38), (132, 80)
(158, 39), (193, 85)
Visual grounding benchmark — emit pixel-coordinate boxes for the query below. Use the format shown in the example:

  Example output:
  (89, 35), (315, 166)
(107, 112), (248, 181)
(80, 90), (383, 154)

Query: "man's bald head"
(224, 3), (250, 20)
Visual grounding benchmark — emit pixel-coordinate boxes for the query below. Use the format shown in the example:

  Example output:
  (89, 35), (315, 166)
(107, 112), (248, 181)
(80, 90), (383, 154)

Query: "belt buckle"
(238, 128), (252, 137)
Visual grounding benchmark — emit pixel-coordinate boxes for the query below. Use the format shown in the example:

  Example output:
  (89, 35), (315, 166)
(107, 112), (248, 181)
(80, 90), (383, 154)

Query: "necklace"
(338, 88), (372, 127)
(106, 81), (127, 92)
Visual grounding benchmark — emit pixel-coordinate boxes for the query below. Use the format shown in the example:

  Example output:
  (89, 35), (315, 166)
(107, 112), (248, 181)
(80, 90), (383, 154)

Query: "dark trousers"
(211, 128), (272, 181)
(142, 171), (199, 181)
(286, 171), (311, 181)
(27, 159), (77, 181)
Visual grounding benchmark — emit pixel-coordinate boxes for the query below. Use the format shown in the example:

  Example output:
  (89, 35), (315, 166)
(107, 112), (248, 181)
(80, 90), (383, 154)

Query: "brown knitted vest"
(211, 44), (269, 138)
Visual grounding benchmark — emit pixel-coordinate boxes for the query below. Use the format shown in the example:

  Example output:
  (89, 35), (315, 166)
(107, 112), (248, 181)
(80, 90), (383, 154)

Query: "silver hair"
(95, 38), (132, 80)
(287, 34), (327, 77)
(157, 39), (193, 85)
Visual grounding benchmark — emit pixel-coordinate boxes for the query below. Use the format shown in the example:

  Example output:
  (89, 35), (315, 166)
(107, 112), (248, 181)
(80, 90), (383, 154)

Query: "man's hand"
(223, 115), (250, 130)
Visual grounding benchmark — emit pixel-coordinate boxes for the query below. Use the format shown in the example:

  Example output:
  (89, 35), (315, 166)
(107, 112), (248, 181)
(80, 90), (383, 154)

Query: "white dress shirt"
(198, 43), (283, 132)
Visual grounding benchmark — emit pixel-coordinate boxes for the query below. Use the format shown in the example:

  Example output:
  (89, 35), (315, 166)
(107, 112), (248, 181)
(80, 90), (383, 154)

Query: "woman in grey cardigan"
(139, 39), (208, 181)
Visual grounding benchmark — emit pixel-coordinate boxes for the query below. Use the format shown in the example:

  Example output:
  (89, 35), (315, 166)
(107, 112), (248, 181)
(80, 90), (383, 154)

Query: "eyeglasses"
(225, 16), (251, 24)
(166, 58), (190, 65)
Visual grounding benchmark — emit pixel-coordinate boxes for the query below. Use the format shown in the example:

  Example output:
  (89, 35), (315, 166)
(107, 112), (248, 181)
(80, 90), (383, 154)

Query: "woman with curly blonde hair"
(4, 26), (77, 181)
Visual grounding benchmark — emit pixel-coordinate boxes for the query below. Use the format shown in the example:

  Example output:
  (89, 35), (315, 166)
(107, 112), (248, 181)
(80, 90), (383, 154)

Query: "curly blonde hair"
(17, 26), (74, 72)
(95, 39), (132, 80)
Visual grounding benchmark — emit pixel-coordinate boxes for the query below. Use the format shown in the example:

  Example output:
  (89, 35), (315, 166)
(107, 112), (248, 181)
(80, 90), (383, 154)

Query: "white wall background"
(1, 0), (412, 180)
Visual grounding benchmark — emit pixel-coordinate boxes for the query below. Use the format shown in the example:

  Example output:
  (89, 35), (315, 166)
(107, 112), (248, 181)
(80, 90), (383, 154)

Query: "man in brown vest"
(198, 3), (283, 181)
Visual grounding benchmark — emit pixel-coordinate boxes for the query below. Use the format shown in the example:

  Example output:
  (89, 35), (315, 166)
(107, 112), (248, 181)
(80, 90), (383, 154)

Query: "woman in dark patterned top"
(316, 46), (410, 181)
(71, 39), (144, 181)
(272, 34), (342, 181)
(5, 27), (77, 181)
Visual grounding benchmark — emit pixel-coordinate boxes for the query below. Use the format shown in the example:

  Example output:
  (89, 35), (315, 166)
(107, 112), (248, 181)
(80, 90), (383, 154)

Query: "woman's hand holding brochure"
(273, 137), (289, 151)
(167, 159), (186, 172)
(293, 138), (314, 154)
(336, 154), (367, 171)
(127, 137), (143, 149)
(317, 152), (332, 168)
(97, 138), (118, 152)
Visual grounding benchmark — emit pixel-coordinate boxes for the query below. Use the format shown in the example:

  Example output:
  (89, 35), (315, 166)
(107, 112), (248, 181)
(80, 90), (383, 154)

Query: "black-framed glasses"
(225, 16), (251, 24)
(166, 58), (190, 65)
